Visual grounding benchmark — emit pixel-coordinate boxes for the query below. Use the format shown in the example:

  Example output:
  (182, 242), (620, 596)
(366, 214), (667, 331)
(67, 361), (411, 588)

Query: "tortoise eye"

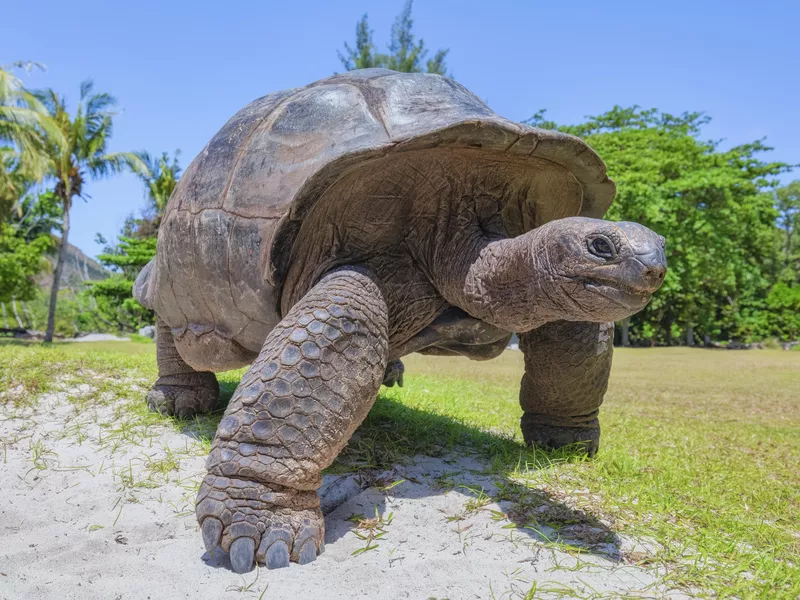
(589, 236), (616, 259)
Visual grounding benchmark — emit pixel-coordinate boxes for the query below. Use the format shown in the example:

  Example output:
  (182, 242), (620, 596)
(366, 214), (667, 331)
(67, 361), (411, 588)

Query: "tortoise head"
(463, 217), (667, 332)
(538, 217), (667, 318)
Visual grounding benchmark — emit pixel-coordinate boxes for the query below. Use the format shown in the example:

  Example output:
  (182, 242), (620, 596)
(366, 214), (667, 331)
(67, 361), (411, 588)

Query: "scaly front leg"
(518, 320), (613, 456)
(196, 268), (389, 572)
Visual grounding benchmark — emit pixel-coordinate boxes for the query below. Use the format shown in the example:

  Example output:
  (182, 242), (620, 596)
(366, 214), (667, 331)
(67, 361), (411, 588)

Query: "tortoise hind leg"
(382, 358), (405, 387)
(196, 267), (389, 572)
(146, 319), (219, 418)
(518, 321), (614, 456)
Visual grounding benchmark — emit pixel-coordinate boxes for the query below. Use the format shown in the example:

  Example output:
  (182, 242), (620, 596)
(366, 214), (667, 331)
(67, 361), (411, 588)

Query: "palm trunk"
(11, 299), (24, 329)
(620, 318), (630, 347)
(44, 199), (70, 343)
(20, 301), (31, 328)
(21, 301), (35, 329)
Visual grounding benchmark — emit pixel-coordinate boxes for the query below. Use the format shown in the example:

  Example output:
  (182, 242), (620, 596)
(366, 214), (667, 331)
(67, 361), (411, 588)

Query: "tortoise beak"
(616, 222), (667, 293)
(635, 250), (667, 293)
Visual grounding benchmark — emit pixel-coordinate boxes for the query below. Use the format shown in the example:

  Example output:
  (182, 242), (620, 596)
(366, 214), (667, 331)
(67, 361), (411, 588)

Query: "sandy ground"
(63, 334), (132, 343)
(0, 381), (674, 599)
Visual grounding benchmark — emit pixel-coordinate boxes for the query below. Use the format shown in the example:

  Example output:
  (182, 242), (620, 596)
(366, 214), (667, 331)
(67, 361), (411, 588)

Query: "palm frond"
(79, 79), (94, 101)
(86, 92), (117, 117)
(132, 149), (181, 212)
(1, 61), (46, 74)
(0, 65), (62, 186)
(88, 151), (148, 179)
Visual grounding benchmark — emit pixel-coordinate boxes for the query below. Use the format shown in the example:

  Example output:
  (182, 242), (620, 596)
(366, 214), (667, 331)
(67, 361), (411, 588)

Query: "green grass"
(1, 340), (798, 598)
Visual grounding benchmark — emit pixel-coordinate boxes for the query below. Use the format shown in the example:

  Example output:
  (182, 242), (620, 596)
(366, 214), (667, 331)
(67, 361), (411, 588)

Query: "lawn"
(1, 340), (798, 598)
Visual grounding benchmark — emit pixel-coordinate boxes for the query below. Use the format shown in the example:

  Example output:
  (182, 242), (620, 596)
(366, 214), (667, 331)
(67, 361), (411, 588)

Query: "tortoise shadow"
(321, 394), (623, 561)
(179, 383), (623, 563)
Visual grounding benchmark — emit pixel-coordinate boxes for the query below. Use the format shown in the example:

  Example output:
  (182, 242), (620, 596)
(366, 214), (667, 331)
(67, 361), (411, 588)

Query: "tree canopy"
(86, 150), (181, 331)
(528, 106), (792, 343)
(339, 1), (449, 75)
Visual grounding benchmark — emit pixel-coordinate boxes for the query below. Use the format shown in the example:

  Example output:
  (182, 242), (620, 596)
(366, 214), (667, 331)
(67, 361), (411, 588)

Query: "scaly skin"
(147, 319), (219, 418)
(382, 359), (405, 387)
(518, 320), (614, 456)
(196, 268), (388, 572)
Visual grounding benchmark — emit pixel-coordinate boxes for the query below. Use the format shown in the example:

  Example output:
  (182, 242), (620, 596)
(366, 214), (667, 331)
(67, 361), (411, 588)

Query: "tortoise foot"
(146, 372), (219, 418)
(382, 359), (405, 387)
(197, 474), (324, 573)
(521, 414), (600, 457)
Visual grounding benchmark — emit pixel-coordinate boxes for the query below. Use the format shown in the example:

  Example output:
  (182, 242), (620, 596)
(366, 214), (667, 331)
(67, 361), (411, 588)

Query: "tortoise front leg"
(518, 321), (614, 456)
(196, 268), (388, 573)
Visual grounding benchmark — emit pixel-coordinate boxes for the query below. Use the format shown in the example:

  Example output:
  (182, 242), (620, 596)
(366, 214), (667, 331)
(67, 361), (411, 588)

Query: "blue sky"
(2, 0), (798, 257)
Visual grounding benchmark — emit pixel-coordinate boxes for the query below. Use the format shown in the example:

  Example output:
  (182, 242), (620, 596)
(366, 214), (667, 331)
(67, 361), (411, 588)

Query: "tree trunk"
(686, 326), (695, 347)
(11, 299), (24, 328)
(620, 318), (630, 347)
(664, 321), (673, 346)
(44, 200), (70, 343)
(20, 301), (33, 329)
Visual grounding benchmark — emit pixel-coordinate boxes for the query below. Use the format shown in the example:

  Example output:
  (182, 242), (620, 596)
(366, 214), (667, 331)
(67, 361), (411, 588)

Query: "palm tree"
(136, 150), (181, 214)
(0, 146), (33, 219)
(33, 80), (146, 342)
(0, 62), (60, 219)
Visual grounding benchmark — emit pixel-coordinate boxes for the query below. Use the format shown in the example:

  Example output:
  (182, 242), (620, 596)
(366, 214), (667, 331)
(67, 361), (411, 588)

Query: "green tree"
(0, 190), (59, 310)
(339, 1), (449, 75)
(89, 235), (156, 331)
(775, 180), (800, 281)
(9, 189), (62, 241)
(764, 282), (800, 340)
(135, 150), (181, 214)
(0, 227), (52, 305)
(529, 106), (788, 344)
(0, 146), (33, 222)
(31, 80), (146, 342)
(86, 149), (180, 331)
(97, 235), (157, 276)
(116, 150), (182, 239)
(0, 62), (57, 218)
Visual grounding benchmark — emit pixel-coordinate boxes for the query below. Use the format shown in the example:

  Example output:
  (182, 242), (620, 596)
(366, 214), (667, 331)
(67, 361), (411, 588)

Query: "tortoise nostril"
(644, 266), (666, 286)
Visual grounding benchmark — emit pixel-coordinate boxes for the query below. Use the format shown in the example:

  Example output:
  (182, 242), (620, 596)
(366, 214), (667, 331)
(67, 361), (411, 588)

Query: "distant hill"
(1, 242), (110, 333)
(37, 240), (109, 291)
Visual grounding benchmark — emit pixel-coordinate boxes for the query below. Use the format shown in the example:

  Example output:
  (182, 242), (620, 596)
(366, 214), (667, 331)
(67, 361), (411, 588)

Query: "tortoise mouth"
(583, 280), (651, 310)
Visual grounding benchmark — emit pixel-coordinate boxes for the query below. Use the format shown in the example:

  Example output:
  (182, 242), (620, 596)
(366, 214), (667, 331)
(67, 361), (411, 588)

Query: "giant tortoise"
(134, 68), (667, 573)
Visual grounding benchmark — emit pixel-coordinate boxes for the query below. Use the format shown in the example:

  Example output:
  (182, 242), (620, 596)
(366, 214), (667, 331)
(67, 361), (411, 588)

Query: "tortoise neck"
(440, 228), (565, 333)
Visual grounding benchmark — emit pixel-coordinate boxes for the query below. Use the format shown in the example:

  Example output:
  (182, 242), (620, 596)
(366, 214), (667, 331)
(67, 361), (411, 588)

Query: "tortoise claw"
(230, 537), (256, 573)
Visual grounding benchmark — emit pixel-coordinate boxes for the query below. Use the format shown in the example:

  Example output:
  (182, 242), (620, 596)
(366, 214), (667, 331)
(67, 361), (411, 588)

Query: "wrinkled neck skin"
(440, 227), (571, 334)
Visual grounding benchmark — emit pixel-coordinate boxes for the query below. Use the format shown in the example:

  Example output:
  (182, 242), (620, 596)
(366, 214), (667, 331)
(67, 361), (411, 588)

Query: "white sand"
(0, 383), (675, 599)
(63, 334), (131, 342)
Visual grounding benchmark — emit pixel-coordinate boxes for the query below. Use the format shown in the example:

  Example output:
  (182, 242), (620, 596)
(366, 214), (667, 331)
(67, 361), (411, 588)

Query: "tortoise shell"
(137, 69), (614, 364)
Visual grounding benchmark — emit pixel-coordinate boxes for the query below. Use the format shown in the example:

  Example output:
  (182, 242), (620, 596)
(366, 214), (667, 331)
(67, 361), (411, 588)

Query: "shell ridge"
(219, 89), (301, 213)
(190, 211), (218, 333)
(224, 214), (252, 335)
(358, 80), (393, 141)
